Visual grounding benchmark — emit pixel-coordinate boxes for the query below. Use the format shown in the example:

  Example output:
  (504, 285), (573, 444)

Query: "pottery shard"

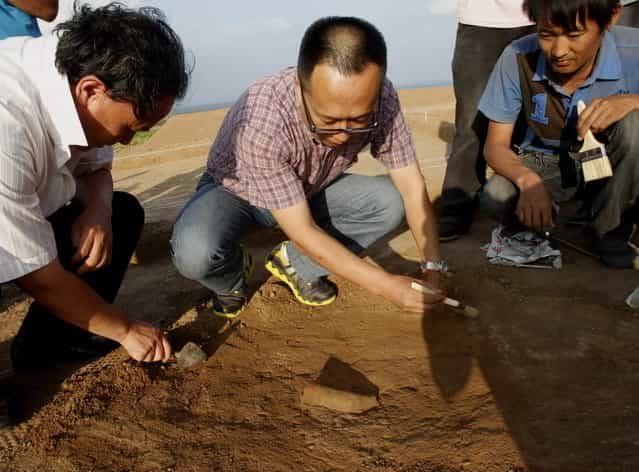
(301, 384), (379, 414)
(175, 342), (207, 368)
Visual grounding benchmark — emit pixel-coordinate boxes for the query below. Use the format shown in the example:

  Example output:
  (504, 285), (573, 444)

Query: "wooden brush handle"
(410, 281), (460, 308)
(577, 100), (602, 151)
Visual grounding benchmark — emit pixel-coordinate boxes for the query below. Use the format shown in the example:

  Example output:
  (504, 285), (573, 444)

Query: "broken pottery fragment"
(301, 384), (379, 413)
(301, 356), (380, 413)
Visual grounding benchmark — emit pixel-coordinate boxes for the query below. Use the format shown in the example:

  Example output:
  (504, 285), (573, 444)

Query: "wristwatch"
(419, 260), (448, 273)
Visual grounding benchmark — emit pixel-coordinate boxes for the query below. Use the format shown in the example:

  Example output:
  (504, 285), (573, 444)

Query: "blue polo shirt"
(479, 26), (639, 154)
(0, 0), (40, 40)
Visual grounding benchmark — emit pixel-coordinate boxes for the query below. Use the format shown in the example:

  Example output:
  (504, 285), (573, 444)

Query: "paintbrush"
(410, 281), (479, 318)
(576, 100), (613, 182)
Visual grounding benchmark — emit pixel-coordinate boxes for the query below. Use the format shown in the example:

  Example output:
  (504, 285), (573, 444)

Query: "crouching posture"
(480, 0), (639, 268)
(0, 4), (188, 372)
(171, 17), (445, 318)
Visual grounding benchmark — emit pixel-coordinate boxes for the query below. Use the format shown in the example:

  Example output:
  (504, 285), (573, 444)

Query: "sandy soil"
(1, 87), (639, 472)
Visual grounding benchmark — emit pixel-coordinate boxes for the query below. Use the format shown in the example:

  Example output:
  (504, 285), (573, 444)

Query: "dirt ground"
(1, 87), (639, 472)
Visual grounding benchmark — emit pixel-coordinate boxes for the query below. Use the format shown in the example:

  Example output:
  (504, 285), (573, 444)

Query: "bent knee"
(481, 175), (518, 220)
(170, 225), (226, 281)
(113, 192), (145, 226)
(376, 178), (406, 231)
(608, 110), (639, 153)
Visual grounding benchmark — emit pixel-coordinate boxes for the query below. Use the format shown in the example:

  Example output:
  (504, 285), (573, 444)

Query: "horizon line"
(172, 79), (453, 116)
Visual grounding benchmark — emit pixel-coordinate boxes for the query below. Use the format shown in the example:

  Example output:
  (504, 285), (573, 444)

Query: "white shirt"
(0, 34), (112, 283)
(457, 0), (533, 28)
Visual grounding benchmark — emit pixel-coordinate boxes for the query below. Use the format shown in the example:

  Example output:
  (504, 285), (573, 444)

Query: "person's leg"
(618, 2), (639, 27)
(10, 191), (145, 371)
(585, 111), (639, 268)
(170, 176), (263, 317)
(266, 174), (405, 305)
(480, 174), (519, 224)
(440, 23), (535, 240)
(481, 152), (576, 226)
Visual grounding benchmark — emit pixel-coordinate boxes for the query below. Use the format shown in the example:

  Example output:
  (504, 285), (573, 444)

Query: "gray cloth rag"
(483, 225), (562, 269)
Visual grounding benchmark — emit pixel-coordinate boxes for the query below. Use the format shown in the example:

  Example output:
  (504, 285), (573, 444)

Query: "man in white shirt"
(0, 3), (189, 425)
(438, 0), (535, 241)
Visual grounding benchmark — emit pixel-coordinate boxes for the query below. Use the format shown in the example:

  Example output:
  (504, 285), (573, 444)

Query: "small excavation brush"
(411, 282), (479, 319)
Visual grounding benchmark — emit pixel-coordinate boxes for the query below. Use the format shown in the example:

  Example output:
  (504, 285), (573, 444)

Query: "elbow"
(39, 9), (58, 22)
(483, 143), (496, 168)
(38, 1), (59, 21)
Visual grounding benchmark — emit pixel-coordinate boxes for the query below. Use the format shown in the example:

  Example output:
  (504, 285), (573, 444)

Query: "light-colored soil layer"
(1, 86), (638, 472)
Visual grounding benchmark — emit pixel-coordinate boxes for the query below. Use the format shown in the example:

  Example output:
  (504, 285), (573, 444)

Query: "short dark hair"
(523, 0), (621, 31)
(297, 16), (387, 90)
(54, 2), (190, 120)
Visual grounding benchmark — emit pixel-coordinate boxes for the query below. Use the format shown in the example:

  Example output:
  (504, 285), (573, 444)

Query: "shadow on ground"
(2, 163), (639, 471)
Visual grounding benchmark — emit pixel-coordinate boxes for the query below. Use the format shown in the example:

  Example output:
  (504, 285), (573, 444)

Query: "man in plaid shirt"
(171, 16), (445, 317)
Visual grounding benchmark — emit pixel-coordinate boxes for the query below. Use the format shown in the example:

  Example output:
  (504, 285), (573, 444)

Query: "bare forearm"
(390, 163), (441, 262)
(403, 187), (441, 262)
(288, 225), (390, 296)
(485, 143), (539, 189)
(76, 169), (113, 214)
(17, 261), (130, 343)
(8, 0), (58, 21)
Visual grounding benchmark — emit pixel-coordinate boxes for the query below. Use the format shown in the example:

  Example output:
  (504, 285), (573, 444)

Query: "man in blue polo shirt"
(479, 0), (639, 269)
(0, 0), (58, 39)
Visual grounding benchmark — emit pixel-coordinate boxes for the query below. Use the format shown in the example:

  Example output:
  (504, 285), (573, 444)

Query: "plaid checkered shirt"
(206, 67), (417, 210)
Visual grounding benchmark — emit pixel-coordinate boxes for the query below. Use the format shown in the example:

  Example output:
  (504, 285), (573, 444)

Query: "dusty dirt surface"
(1, 87), (639, 471)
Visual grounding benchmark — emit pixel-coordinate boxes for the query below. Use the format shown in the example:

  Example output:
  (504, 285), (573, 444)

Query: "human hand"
(421, 269), (447, 298)
(515, 172), (553, 231)
(70, 207), (113, 274)
(577, 95), (639, 138)
(383, 274), (445, 314)
(120, 321), (172, 362)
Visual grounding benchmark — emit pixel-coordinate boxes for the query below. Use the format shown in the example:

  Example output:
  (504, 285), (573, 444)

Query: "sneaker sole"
(264, 257), (336, 307)
(212, 249), (254, 319)
(439, 233), (461, 243)
(212, 307), (246, 319)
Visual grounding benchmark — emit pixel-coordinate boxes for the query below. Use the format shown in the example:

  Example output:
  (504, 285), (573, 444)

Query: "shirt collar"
(20, 35), (89, 163)
(532, 30), (622, 85)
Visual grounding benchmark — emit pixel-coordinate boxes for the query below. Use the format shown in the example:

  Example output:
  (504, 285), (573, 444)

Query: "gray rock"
(175, 342), (207, 368)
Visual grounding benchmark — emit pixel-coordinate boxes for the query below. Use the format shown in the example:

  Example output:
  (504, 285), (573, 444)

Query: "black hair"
(54, 2), (190, 120)
(297, 16), (387, 90)
(523, 0), (621, 31)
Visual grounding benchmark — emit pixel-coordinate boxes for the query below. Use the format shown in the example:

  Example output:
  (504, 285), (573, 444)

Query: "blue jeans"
(170, 173), (405, 294)
(481, 111), (639, 235)
(441, 23), (534, 212)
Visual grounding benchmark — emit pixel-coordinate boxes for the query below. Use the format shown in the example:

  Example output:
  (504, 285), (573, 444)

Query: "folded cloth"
(483, 225), (562, 268)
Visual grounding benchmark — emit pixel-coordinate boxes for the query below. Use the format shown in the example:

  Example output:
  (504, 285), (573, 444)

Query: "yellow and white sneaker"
(264, 241), (337, 306)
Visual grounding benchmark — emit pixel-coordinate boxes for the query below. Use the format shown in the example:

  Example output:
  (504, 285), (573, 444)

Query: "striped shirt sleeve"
(0, 147), (57, 283)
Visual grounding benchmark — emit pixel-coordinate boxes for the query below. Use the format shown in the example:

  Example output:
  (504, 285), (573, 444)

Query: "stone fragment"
(626, 286), (639, 309)
(175, 342), (207, 368)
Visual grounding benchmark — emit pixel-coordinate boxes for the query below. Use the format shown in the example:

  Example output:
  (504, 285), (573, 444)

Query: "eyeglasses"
(300, 88), (380, 136)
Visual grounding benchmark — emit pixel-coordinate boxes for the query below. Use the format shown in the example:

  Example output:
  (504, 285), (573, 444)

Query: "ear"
(609, 3), (623, 28)
(72, 75), (108, 109)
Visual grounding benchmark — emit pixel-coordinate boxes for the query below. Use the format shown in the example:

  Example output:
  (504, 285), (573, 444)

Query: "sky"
(42, 0), (458, 113)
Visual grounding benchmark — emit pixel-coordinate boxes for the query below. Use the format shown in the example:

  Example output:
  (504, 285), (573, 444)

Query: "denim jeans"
(481, 111), (639, 235)
(441, 23), (535, 212)
(170, 172), (405, 294)
(619, 3), (639, 27)
(10, 192), (144, 368)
